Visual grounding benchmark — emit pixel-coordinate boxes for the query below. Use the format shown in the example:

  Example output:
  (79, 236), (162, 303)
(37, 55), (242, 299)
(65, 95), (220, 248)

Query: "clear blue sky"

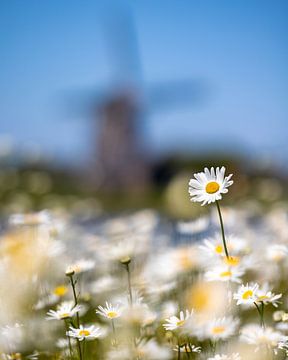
(0, 0), (287, 164)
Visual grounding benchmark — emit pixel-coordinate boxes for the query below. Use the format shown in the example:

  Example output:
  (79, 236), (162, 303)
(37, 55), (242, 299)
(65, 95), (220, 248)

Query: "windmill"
(70, 4), (207, 192)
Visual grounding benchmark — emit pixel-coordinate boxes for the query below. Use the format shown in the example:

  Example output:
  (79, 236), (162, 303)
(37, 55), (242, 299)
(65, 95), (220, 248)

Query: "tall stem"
(215, 200), (230, 259)
(254, 301), (265, 328)
(64, 319), (73, 359)
(125, 263), (133, 306)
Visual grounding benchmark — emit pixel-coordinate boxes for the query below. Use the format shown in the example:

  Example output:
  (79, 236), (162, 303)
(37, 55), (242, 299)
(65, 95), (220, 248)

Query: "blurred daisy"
(256, 285), (282, 307)
(233, 283), (259, 306)
(173, 344), (201, 353)
(163, 310), (193, 331)
(198, 317), (239, 341)
(208, 354), (241, 360)
(9, 211), (51, 226)
(67, 325), (101, 341)
(241, 324), (286, 352)
(96, 302), (122, 320)
(176, 217), (209, 235)
(46, 301), (82, 320)
(266, 244), (288, 263)
(66, 259), (95, 275)
(205, 266), (244, 283)
(52, 285), (69, 297)
(188, 167), (233, 206)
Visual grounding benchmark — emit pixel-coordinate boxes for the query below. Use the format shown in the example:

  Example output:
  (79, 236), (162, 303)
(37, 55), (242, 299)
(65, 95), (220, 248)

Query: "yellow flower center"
(79, 329), (90, 336)
(107, 311), (118, 319)
(205, 181), (220, 194)
(53, 285), (68, 297)
(242, 290), (253, 299)
(220, 271), (232, 278)
(60, 313), (70, 319)
(224, 256), (240, 266)
(257, 295), (268, 301)
(176, 320), (185, 327)
(212, 326), (225, 334)
(215, 245), (223, 254)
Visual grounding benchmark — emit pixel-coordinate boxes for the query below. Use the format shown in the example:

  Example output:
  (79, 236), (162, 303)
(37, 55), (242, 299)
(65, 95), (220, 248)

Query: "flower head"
(188, 167), (233, 206)
(46, 301), (81, 320)
(233, 283), (259, 306)
(163, 310), (193, 331)
(66, 325), (101, 341)
(197, 317), (239, 341)
(96, 302), (122, 320)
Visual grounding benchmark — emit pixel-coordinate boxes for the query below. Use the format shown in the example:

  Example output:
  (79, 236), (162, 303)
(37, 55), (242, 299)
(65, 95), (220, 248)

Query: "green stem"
(64, 319), (73, 359)
(125, 263), (133, 306)
(215, 200), (230, 259)
(254, 301), (265, 328)
(69, 274), (80, 327)
(177, 338), (181, 360)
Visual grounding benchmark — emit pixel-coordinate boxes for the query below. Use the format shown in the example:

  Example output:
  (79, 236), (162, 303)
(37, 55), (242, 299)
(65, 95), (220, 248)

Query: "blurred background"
(0, 0), (288, 217)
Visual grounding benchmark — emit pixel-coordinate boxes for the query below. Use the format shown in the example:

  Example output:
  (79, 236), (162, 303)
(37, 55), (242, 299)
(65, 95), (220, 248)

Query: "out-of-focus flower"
(233, 283), (259, 306)
(52, 285), (69, 297)
(196, 317), (239, 341)
(66, 259), (95, 275)
(205, 266), (244, 283)
(241, 324), (286, 352)
(163, 310), (193, 331)
(96, 302), (122, 320)
(46, 301), (82, 320)
(176, 217), (209, 235)
(66, 325), (101, 341)
(188, 167), (233, 206)
(207, 354), (241, 360)
(256, 284), (282, 307)
(9, 211), (51, 227)
(266, 244), (288, 263)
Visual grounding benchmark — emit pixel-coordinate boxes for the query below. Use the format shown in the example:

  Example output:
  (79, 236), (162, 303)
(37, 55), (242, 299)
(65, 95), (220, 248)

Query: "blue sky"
(0, 0), (287, 164)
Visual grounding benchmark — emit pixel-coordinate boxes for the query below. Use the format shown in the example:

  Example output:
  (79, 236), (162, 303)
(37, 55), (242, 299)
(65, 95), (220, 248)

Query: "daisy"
(163, 310), (193, 331)
(52, 285), (69, 297)
(240, 324), (286, 352)
(9, 210), (51, 226)
(256, 284), (282, 307)
(96, 302), (122, 320)
(66, 259), (95, 275)
(200, 317), (239, 341)
(207, 354), (241, 360)
(188, 166), (233, 206)
(67, 325), (101, 341)
(266, 244), (288, 263)
(46, 301), (82, 320)
(205, 266), (244, 283)
(173, 344), (201, 353)
(233, 283), (259, 306)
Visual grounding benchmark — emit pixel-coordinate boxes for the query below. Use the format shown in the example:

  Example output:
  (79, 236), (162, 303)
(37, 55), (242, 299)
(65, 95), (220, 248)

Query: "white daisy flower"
(207, 354), (241, 360)
(46, 301), (82, 320)
(256, 284), (282, 307)
(96, 302), (122, 320)
(66, 325), (101, 341)
(188, 166), (233, 206)
(176, 217), (209, 235)
(205, 266), (244, 283)
(163, 310), (193, 331)
(233, 283), (259, 306)
(66, 259), (95, 275)
(266, 244), (288, 263)
(173, 344), (201, 353)
(198, 317), (239, 341)
(241, 324), (286, 352)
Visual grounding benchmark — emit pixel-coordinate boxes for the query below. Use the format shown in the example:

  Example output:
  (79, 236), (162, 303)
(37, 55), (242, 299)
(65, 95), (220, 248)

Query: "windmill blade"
(145, 78), (209, 113)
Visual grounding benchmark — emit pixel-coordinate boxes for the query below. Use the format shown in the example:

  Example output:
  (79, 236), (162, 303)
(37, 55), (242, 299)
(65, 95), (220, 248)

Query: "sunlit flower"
(188, 167), (233, 206)
(66, 325), (101, 341)
(197, 317), (239, 341)
(205, 266), (244, 283)
(96, 302), (122, 320)
(256, 284), (282, 307)
(241, 324), (286, 352)
(66, 259), (95, 274)
(163, 310), (193, 331)
(233, 283), (259, 306)
(46, 301), (82, 320)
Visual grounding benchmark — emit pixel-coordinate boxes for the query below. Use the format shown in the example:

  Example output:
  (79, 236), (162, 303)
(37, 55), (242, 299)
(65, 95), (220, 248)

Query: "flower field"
(1, 167), (288, 360)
